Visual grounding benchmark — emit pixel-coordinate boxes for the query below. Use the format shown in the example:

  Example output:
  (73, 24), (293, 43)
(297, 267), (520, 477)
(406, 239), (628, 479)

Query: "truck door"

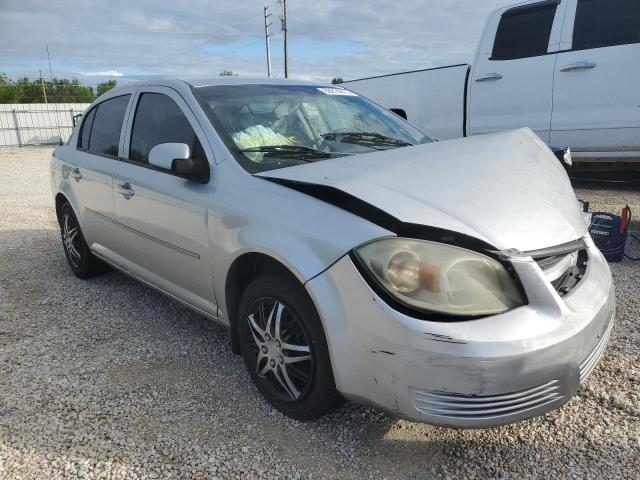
(468, 0), (567, 142)
(551, 0), (640, 160)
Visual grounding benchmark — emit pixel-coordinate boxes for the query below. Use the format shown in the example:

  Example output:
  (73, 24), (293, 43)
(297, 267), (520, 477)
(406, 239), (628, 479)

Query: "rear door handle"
(69, 167), (82, 180)
(116, 181), (134, 199)
(560, 61), (597, 72)
(475, 73), (503, 82)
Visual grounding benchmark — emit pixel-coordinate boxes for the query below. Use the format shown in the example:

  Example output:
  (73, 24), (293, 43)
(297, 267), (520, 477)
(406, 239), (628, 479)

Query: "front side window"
(492, 2), (558, 60)
(129, 93), (206, 165)
(193, 84), (433, 173)
(88, 95), (130, 157)
(573, 0), (640, 51)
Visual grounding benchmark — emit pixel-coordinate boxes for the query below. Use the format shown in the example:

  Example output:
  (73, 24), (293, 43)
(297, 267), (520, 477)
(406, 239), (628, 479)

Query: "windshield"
(192, 84), (435, 173)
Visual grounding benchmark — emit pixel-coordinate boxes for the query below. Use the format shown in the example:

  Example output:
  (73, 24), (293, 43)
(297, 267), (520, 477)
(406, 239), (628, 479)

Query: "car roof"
(93, 77), (343, 105)
(112, 77), (326, 90)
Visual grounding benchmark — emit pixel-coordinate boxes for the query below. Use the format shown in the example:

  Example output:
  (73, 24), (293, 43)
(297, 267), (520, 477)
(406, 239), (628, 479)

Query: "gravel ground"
(0, 146), (638, 480)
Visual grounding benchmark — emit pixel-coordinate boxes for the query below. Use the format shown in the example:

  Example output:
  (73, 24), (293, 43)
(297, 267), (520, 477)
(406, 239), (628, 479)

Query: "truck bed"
(343, 64), (470, 140)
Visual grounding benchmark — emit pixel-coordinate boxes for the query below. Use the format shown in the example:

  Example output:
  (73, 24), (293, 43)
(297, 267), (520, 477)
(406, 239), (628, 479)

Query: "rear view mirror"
(148, 142), (210, 184)
(389, 108), (407, 120)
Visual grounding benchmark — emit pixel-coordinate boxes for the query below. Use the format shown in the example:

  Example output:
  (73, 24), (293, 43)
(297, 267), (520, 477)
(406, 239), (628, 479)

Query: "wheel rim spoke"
(62, 213), (82, 267)
(245, 297), (313, 402)
(69, 245), (81, 260)
(280, 342), (310, 353)
(283, 354), (311, 364)
(257, 358), (270, 377)
(274, 364), (300, 399)
(248, 314), (266, 344)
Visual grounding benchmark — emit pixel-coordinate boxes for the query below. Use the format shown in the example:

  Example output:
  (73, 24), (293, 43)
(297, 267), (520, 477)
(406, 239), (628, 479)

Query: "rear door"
(469, 0), (567, 142)
(65, 94), (132, 255)
(551, 0), (640, 159)
(110, 86), (218, 316)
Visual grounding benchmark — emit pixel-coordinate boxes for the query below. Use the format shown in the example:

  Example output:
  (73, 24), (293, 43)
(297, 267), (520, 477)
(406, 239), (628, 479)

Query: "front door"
(468, 0), (566, 142)
(551, 0), (640, 159)
(110, 87), (217, 316)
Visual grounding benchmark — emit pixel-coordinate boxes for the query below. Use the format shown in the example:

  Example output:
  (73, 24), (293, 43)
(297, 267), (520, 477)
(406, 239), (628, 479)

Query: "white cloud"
(80, 70), (125, 77)
(1, 0), (513, 83)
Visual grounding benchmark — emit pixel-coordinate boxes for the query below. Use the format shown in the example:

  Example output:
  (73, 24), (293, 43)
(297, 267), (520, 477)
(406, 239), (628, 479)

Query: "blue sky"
(0, 0), (512, 85)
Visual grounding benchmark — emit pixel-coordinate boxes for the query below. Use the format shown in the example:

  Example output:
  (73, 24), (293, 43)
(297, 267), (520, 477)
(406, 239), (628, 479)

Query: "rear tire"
(59, 203), (108, 279)
(238, 275), (343, 420)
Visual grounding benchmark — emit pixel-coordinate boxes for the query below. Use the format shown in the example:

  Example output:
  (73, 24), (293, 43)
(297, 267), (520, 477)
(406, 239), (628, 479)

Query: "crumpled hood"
(257, 128), (587, 252)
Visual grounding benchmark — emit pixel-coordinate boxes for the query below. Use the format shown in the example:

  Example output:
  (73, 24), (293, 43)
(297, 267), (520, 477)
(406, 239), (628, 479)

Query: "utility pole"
(46, 44), (53, 81)
(263, 6), (273, 78)
(281, 0), (289, 78)
(39, 70), (48, 104)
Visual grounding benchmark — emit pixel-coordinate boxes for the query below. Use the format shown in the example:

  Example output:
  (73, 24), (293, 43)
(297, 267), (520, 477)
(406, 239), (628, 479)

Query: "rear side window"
(492, 1), (558, 60)
(573, 0), (640, 50)
(129, 93), (206, 165)
(88, 95), (130, 158)
(78, 107), (96, 150)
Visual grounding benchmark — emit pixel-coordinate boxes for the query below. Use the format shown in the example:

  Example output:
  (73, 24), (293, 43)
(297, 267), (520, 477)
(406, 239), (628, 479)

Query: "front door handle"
(69, 167), (82, 180)
(116, 182), (135, 199)
(560, 61), (597, 72)
(475, 73), (504, 82)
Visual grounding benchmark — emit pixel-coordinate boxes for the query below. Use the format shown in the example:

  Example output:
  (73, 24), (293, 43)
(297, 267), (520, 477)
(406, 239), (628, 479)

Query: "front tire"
(238, 275), (343, 420)
(59, 203), (107, 279)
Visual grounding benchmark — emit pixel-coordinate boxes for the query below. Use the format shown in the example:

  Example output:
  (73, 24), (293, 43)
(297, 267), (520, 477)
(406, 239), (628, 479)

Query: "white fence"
(0, 103), (90, 148)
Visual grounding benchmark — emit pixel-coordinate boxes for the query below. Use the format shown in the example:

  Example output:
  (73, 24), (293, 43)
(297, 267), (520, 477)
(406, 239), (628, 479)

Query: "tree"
(219, 70), (238, 77)
(96, 80), (117, 97)
(0, 75), (94, 103)
(331, 77), (343, 85)
(0, 73), (20, 103)
(0, 74), (95, 103)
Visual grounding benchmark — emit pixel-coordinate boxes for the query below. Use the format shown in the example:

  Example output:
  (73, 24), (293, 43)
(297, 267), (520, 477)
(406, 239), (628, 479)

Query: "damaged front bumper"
(305, 236), (615, 428)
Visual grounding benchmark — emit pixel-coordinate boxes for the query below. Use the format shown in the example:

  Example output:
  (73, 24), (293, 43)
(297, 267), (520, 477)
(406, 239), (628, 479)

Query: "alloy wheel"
(245, 298), (313, 401)
(62, 212), (82, 268)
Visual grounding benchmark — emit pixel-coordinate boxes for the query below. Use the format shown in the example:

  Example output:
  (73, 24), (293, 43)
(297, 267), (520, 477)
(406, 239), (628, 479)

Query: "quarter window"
(129, 93), (206, 165)
(573, 0), (640, 51)
(88, 95), (130, 157)
(78, 107), (96, 150)
(492, 2), (558, 60)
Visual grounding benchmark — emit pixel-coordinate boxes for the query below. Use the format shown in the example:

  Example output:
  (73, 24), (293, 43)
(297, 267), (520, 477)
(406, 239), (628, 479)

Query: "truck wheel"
(237, 275), (343, 420)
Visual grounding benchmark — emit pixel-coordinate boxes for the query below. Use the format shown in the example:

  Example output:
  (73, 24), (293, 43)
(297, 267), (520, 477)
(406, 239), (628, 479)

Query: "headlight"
(354, 238), (525, 317)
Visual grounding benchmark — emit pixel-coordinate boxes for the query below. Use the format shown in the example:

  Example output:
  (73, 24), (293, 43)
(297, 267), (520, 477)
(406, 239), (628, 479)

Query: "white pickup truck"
(344, 0), (640, 167)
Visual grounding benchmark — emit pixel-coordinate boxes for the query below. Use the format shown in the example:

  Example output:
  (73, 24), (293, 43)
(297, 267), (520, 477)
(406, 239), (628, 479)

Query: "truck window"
(491, 1), (558, 60)
(573, 0), (640, 51)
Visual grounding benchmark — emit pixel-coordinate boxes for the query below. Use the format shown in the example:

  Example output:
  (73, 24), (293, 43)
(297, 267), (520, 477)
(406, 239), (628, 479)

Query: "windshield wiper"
(321, 131), (414, 148)
(240, 144), (333, 160)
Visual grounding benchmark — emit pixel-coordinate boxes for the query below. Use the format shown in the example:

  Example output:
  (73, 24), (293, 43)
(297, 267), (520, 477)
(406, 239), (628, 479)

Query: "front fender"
(209, 166), (392, 321)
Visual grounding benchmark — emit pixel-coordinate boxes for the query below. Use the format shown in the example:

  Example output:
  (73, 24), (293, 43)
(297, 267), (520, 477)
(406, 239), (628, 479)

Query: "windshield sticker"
(317, 87), (358, 96)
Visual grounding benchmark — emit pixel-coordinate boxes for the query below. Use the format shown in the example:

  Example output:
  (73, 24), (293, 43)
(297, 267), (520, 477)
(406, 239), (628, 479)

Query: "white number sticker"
(317, 87), (358, 96)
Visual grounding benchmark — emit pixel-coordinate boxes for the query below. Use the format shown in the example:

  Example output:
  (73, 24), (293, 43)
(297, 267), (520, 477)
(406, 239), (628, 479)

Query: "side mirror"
(149, 142), (190, 170)
(549, 145), (572, 170)
(148, 142), (210, 184)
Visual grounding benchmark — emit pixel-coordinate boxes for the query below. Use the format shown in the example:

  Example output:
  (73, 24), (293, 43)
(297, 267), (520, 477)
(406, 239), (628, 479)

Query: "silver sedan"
(50, 78), (614, 428)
